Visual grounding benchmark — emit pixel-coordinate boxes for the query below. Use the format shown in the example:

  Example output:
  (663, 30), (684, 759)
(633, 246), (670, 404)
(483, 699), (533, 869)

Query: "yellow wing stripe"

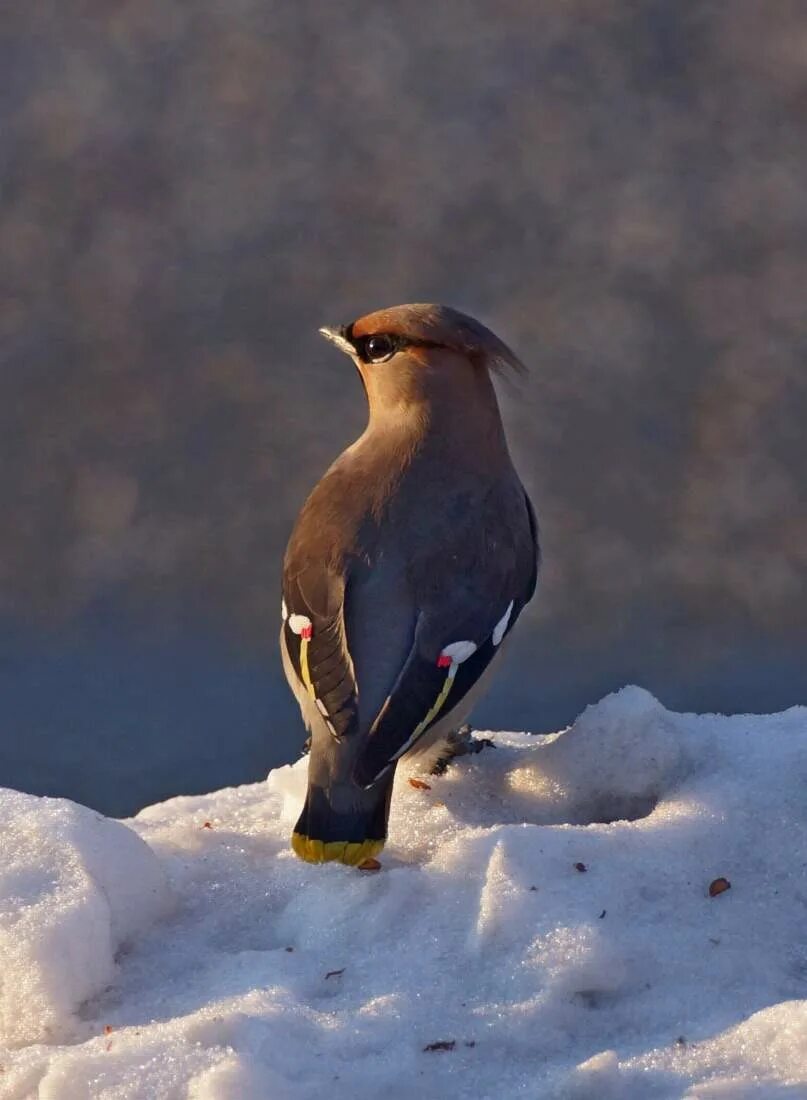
(409, 663), (458, 744)
(300, 636), (315, 697)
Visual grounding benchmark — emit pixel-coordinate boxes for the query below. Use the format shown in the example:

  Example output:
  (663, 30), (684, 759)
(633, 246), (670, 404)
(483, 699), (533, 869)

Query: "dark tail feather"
(291, 774), (395, 865)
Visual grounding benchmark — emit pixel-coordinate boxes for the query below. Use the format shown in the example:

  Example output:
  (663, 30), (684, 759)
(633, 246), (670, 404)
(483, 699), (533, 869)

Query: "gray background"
(2, 1), (805, 815)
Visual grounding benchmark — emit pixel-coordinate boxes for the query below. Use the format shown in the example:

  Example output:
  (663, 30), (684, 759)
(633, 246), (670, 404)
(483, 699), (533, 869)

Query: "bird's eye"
(364, 334), (396, 363)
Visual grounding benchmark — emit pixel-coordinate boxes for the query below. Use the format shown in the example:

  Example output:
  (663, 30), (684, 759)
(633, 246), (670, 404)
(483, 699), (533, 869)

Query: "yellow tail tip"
(291, 833), (385, 867)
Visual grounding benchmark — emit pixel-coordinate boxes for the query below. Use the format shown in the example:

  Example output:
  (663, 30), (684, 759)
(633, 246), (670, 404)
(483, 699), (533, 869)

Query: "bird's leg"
(429, 724), (495, 775)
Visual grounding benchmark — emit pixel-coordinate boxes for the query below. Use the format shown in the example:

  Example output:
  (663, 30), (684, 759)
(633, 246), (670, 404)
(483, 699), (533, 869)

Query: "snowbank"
(0, 791), (171, 1049)
(3, 687), (807, 1098)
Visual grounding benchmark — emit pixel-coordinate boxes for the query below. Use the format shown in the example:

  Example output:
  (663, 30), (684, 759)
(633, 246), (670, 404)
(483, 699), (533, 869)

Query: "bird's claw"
(429, 725), (495, 775)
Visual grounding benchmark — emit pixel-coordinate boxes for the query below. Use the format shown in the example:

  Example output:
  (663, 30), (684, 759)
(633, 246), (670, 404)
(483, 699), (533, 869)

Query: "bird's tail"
(291, 773), (394, 866)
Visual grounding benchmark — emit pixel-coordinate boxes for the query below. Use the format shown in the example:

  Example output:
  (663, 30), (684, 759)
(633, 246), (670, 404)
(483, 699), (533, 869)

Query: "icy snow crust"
(3, 687), (807, 1099)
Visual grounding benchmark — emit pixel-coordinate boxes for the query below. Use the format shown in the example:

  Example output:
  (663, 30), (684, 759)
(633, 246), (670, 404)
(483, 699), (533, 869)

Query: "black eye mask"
(346, 325), (443, 365)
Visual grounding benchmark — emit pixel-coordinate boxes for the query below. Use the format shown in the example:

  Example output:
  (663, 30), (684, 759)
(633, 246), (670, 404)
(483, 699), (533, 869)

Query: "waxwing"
(281, 303), (539, 866)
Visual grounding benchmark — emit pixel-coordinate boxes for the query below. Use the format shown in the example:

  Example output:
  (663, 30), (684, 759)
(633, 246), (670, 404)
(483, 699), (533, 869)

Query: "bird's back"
(343, 547), (416, 735)
(284, 436), (536, 736)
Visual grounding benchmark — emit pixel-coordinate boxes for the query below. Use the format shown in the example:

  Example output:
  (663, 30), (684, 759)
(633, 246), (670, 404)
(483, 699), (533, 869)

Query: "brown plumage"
(281, 304), (539, 866)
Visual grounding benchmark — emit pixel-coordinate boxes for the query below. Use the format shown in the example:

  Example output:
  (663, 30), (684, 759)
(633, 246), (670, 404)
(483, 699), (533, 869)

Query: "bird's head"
(318, 303), (525, 420)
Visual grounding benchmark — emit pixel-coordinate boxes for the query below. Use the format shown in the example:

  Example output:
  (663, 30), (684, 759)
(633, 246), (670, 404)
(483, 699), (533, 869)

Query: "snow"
(3, 686), (807, 1099)
(0, 791), (171, 1049)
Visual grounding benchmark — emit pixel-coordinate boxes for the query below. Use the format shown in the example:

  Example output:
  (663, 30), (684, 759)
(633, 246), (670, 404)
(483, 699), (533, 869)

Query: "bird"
(280, 303), (539, 867)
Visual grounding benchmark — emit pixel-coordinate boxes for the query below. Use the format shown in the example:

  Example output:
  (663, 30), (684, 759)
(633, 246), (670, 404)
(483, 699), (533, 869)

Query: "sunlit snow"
(3, 686), (807, 1099)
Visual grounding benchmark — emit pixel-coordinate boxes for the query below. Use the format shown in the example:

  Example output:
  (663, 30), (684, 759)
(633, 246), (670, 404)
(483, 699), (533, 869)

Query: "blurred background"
(2, 1), (806, 816)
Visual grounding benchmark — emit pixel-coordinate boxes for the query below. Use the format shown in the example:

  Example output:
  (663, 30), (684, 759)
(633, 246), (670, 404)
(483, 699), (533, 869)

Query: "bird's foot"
(429, 725), (495, 776)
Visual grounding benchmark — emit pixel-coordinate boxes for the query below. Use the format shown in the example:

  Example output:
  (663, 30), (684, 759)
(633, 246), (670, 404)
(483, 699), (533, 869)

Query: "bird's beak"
(318, 326), (356, 357)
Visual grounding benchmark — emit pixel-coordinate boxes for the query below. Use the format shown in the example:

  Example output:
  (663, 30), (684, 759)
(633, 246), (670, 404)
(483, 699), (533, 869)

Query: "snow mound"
(3, 686), (807, 1099)
(0, 790), (172, 1048)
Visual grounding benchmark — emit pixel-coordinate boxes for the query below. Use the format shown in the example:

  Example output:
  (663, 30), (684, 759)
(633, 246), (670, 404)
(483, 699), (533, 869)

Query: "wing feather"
(282, 566), (358, 741)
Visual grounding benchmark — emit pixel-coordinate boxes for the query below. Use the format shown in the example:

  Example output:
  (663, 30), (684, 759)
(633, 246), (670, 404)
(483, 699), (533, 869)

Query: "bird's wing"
(282, 563), (359, 742)
(352, 490), (539, 788)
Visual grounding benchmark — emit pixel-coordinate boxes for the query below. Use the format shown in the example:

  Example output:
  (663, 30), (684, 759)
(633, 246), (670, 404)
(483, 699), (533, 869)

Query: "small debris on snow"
(408, 778), (432, 791)
(709, 876), (731, 897)
(423, 1040), (455, 1053)
(574, 862), (588, 873)
(325, 968), (345, 980)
